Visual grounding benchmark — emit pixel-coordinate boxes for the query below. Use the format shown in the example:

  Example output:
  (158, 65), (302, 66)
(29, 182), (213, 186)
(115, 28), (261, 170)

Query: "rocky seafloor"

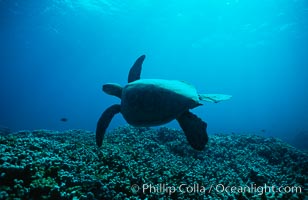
(0, 126), (307, 200)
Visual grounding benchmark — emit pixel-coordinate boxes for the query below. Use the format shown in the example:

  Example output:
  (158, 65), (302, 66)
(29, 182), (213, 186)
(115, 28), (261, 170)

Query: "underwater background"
(1, 0), (308, 144)
(1, 1), (308, 199)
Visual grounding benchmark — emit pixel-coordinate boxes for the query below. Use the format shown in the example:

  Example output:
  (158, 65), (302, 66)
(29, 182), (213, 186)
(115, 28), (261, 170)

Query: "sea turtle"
(96, 55), (231, 150)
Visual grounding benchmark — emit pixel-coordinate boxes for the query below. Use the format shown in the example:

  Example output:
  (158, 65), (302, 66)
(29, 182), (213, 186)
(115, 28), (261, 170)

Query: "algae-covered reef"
(0, 126), (307, 199)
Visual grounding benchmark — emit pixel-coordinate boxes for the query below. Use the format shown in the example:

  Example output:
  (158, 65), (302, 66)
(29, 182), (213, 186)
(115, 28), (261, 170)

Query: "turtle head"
(103, 83), (122, 99)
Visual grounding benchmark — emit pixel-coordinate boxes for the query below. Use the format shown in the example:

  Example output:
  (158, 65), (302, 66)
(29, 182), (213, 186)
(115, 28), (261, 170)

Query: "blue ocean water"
(1, 0), (308, 144)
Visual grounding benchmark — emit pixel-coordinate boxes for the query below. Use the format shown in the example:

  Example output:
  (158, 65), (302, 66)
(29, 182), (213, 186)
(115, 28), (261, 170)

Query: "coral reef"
(0, 126), (307, 199)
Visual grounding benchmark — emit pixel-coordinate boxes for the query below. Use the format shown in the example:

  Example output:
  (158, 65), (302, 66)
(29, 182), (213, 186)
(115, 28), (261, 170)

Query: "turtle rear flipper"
(199, 94), (232, 103)
(128, 55), (146, 83)
(96, 104), (121, 147)
(176, 111), (208, 151)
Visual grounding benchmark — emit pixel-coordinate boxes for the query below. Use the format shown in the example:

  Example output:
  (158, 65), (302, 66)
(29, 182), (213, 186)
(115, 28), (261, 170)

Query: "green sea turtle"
(96, 55), (231, 150)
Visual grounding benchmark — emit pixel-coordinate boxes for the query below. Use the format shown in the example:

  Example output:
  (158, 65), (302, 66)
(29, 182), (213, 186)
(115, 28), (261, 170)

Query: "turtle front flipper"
(176, 111), (208, 151)
(128, 55), (146, 83)
(96, 104), (121, 147)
